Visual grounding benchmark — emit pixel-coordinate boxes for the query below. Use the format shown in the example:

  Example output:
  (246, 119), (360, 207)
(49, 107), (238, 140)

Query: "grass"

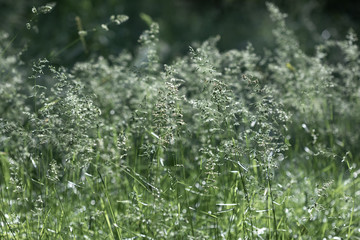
(0, 3), (359, 239)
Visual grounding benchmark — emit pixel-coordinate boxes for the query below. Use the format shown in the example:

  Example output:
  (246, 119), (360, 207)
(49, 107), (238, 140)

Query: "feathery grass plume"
(137, 22), (160, 73)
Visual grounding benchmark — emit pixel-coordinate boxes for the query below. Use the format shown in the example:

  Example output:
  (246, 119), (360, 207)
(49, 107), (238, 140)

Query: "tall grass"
(0, 3), (359, 239)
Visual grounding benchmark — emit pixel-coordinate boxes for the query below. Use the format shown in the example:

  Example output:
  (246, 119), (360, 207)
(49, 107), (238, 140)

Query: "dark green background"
(1, 0), (359, 65)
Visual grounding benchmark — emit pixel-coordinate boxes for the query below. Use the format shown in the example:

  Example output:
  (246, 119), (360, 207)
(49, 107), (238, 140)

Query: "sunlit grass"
(0, 3), (359, 240)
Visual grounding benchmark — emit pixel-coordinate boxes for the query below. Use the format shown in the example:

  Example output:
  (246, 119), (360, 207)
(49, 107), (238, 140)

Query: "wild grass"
(0, 3), (359, 239)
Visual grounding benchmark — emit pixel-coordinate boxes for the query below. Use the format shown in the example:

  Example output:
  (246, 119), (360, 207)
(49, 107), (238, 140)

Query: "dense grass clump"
(0, 3), (359, 239)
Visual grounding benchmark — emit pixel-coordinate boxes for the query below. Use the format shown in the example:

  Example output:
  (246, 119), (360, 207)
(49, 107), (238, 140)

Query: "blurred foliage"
(1, 0), (359, 65)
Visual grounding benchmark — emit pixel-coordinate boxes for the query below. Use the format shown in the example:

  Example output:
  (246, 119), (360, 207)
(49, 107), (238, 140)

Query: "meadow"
(0, 3), (359, 239)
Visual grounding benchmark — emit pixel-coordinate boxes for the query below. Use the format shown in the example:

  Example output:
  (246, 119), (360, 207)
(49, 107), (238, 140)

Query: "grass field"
(0, 3), (359, 239)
